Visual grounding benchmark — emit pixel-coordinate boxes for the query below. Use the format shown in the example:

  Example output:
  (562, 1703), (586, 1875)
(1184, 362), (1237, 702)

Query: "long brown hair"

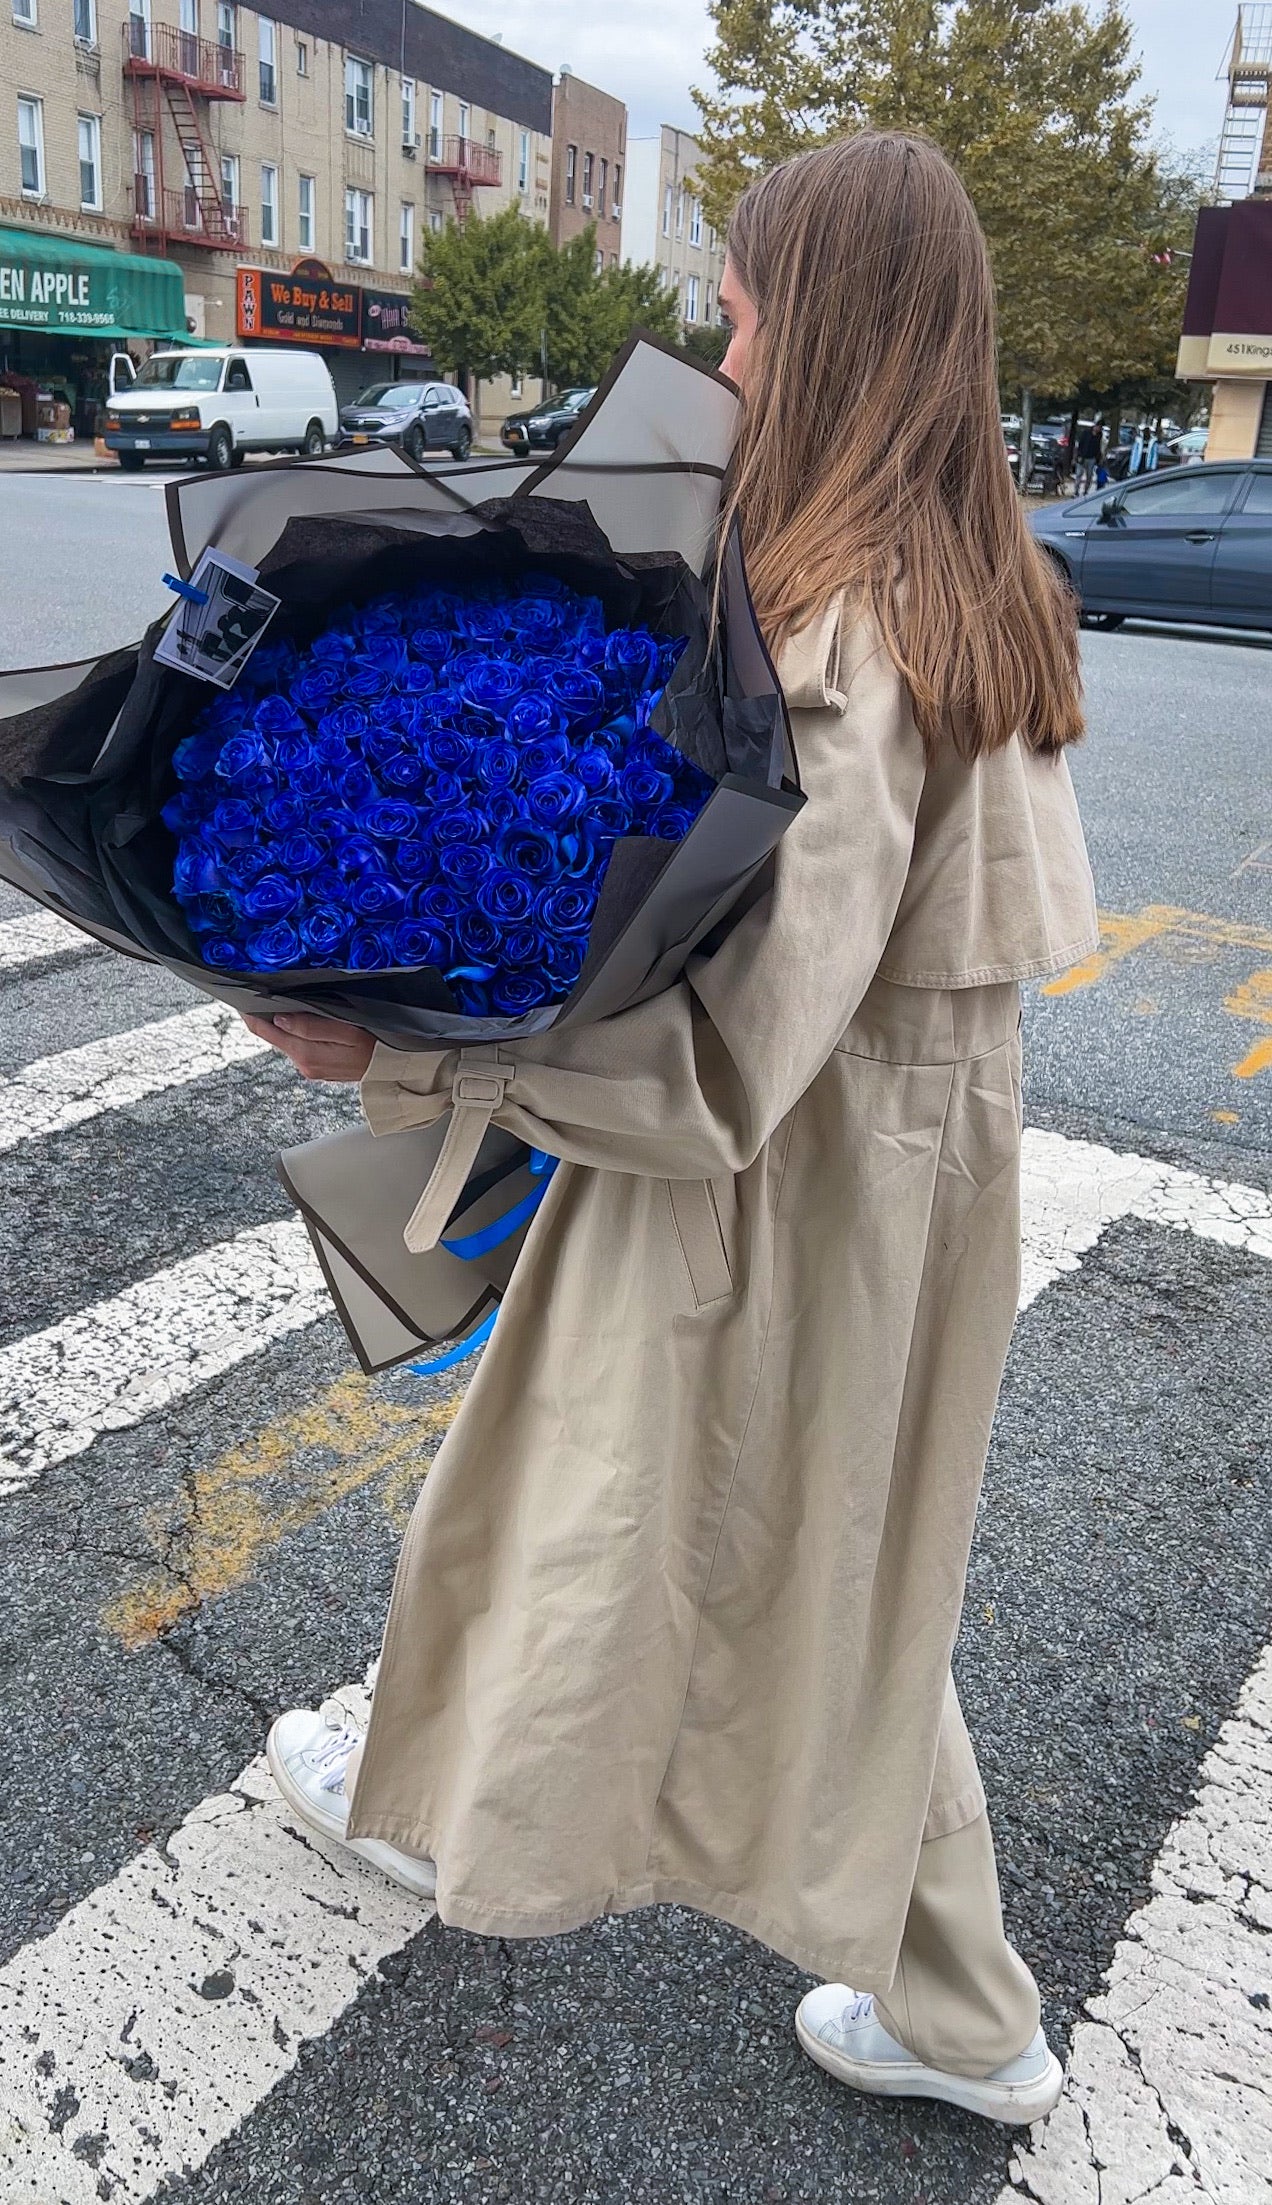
(722, 130), (1083, 759)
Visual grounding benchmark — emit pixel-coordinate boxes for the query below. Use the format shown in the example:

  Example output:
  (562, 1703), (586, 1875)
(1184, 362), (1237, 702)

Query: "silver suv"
(338, 380), (473, 462)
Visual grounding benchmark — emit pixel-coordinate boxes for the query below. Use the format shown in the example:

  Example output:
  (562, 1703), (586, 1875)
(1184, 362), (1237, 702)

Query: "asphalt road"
(0, 476), (1268, 2205)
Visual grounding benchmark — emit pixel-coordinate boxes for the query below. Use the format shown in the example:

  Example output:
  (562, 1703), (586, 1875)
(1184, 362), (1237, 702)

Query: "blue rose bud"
(619, 762), (675, 816)
(431, 803), (485, 848)
(573, 746), (615, 796)
(261, 792), (310, 834)
(472, 738), (521, 792)
(546, 666), (606, 732)
(214, 734), (270, 786)
(161, 789), (209, 834)
(497, 822), (559, 881)
(316, 703), (370, 749)
(457, 909), (503, 963)
(390, 920), (449, 969)
(241, 873), (303, 921)
(462, 659), (525, 714)
(201, 937), (252, 971)
(380, 750), (430, 792)
(291, 665), (344, 714)
(536, 881), (596, 936)
(603, 628), (660, 690)
(350, 875), (407, 919)
(491, 970), (550, 1015)
(416, 882), (466, 929)
(651, 802), (702, 843)
(526, 772), (587, 829)
(439, 843), (494, 892)
(360, 799), (420, 840)
(300, 906), (351, 960)
(336, 835), (389, 878)
(253, 695), (307, 740)
(501, 922), (545, 968)
(280, 832), (327, 874)
(477, 868), (535, 924)
(172, 732), (224, 782)
(394, 840), (436, 882)
(347, 928), (396, 971)
(506, 695), (567, 745)
(519, 734), (572, 781)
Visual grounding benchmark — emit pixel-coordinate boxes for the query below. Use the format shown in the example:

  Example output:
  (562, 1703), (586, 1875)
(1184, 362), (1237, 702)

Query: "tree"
(693, 1), (1203, 410)
(541, 225), (680, 386)
(410, 203), (546, 392)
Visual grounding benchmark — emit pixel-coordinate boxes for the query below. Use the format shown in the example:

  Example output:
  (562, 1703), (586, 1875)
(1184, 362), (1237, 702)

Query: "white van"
(104, 346), (338, 471)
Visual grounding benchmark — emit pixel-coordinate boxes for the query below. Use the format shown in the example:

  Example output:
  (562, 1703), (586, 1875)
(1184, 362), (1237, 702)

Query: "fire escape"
(426, 134), (502, 222)
(124, 20), (249, 252)
(1216, 5), (1272, 200)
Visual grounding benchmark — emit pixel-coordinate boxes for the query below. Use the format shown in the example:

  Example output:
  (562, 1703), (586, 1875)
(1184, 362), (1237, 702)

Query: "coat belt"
(403, 1050), (511, 1254)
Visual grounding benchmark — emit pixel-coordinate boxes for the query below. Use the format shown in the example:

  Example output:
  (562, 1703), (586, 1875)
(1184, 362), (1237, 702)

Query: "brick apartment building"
(547, 67), (624, 267)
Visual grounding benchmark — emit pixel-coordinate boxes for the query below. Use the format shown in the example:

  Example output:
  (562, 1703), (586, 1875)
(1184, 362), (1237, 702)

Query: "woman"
(251, 131), (1098, 2124)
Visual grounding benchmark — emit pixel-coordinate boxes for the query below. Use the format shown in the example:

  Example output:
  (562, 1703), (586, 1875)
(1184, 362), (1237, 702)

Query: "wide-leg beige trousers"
(874, 1808), (1040, 2078)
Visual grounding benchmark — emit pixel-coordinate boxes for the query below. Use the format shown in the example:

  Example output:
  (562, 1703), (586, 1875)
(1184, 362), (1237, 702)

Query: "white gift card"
(153, 547), (281, 690)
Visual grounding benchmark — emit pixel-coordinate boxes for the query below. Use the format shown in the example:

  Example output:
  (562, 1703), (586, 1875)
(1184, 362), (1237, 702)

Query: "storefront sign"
(0, 226), (183, 338)
(1178, 200), (1272, 381)
(362, 287), (426, 352)
(236, 263), (361, 348)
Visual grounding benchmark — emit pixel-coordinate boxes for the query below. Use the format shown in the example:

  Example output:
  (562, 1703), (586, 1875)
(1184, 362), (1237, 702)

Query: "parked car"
(104, 347), (338, 471)
(501, 387), (596, 456)
(1028, 460), (1272, 632)
(337, 380), (472, 462)
(1165, 427), (1210, 466)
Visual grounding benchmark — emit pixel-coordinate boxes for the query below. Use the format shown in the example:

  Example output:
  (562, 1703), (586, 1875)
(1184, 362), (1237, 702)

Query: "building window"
(215, 0), (233, 51)
(74, 0), (96, 44)
(707, 223), (717, 254)
(345, 54), (373, 138)
(458, 100), (470, 142)
(598, 157), (607, 216)
(12, 0), (36, 26)
(428, 89), (442, 160)
(17, 97), (43, 196)
(220, 150), (238, 216)
(177, 0), (198, 71)
(582, 149), (594, 208)
(296, 38), (307, 74)
(429, 207), (443, 233)
(345, 185), (372, 263)
(689, 196), (702, 247)
(705, 279), (714, 324)
(399, 200), (414, 272)
(134, 128), (155, 217)
(661, 182), (671, 236)
(77, 112), (101, 208)
(613, 161), (622, 215)
(260, 161), (277, 243)
(565, 143), (577, 206)
(258, 16), (276, 104)
(686, 273), (700, 322)
(518, 129), (529, 192)
(298, 170), (314, 249)
(675, 186), (685, 237)
(401, 76), (416, 147)
(128, 0), (150, 59)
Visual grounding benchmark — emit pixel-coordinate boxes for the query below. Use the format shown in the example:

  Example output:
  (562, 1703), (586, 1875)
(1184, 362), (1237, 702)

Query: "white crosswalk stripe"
(0, 908), (97, 973)
(0, 1001), (267, 1151)
(0, 1121), (1268, 2199)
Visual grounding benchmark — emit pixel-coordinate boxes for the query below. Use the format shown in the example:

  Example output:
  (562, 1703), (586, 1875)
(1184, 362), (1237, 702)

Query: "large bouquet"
(0, 336), (802, 1368)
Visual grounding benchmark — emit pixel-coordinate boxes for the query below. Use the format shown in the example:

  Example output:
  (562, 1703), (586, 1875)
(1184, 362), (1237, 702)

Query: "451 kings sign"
(236, 260), (425, 352)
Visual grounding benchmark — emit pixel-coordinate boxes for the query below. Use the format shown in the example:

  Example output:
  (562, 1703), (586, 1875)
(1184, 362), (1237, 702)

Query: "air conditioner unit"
(403, 135), (419, 156)
(582, 193), (593, 209)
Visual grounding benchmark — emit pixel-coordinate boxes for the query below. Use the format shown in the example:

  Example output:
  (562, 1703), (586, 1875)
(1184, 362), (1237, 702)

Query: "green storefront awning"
(0, 227), (185, 340)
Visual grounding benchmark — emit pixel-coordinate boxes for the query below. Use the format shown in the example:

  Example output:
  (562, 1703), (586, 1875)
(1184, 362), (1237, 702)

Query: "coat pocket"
(666, 1177), (734, 1308)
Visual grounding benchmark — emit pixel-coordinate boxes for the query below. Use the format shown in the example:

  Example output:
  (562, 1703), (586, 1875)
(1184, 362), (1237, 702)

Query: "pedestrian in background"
(1074, 417), (1103, 496)
(254, 130), (1099, 2128)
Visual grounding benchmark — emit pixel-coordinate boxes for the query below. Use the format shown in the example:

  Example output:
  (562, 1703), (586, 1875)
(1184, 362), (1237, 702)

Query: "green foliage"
(412, 211), (679, 395)
(681, 322), (731, 371)
(694, 1), (1204, 399)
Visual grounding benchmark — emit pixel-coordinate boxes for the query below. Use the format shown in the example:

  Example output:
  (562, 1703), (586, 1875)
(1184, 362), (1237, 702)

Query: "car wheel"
(229, 448), (246, 469)
(117, 452), (145, 473)
(302, 419), (325, 458)
(451, 425), (472, 461)
(1085, 613), (1126, 632)
(404, 422), (426, 466)
(206, 425), (233, 472)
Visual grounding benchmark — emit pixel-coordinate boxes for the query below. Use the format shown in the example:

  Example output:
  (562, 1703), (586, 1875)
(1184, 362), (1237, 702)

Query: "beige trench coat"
(345, 600), (1099, 1989)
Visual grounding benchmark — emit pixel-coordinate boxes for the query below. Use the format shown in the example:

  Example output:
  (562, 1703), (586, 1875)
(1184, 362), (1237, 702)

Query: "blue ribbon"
(440, 1156), (557, 1261)
(409, 1306), (498, 1377)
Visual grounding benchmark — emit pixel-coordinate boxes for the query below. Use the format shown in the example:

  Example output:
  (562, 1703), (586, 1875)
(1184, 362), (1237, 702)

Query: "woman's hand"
(243, 1012), (376, 1083)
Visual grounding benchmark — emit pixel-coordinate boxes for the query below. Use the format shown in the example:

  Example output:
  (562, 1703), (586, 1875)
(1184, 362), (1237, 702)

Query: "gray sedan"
(1028, 460), (1272, 632)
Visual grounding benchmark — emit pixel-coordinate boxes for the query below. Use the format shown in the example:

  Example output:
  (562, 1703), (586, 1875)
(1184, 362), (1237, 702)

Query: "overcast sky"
(438, 0), (1235, 166)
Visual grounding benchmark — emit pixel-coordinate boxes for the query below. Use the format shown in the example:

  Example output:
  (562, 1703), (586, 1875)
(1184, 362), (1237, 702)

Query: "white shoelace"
(841, 1991), (874, 2025)
(307, 1702), (363, 1795)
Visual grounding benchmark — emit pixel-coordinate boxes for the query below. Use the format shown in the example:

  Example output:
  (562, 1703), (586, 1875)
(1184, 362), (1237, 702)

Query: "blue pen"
(162, 572), (209, 607)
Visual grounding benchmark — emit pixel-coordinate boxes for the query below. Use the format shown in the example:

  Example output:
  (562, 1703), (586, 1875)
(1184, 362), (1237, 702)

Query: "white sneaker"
(795, 1986), (1063, 2125)
(266, 1701), (437, 1901)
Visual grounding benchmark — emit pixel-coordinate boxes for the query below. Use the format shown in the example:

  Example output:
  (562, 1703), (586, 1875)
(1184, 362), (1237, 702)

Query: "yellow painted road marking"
(103, 1374), (462, 1649)
(1043, 906), (1272, 1080)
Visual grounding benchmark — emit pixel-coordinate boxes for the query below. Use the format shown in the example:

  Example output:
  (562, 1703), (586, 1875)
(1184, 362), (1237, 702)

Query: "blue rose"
(420, 771), (467, 810)
(506, 695), (567, 745)
(174, 842), (227, 897)
(280, 832), (327, 874)
(431, 803), (485, 848)
(619, 762), (674, 815)
(292, 664), (344, 714)
(549, 937), (587, 994)
(350, 875), (407, 919)
(185, 891), (236, 934)
(477, 868), (535, 925)
(501, 922), (545, 968)
(244, 921), (303, 970)
(439, 843), (494, 892)
(242, 637), (300, 693)
(651, 802), (703, 843)
(308, 864), (347, 904)
(300, 906), (351, 960)
(347, 928), (396, 971)
(316, 704), (370, 750)
(573, 746), (615, 796)
(491, 970), (550, 1014)
(526, 772), (587, 829)
(497, 822), (559, 881)
(273, 732), (318, 774)
(360, 799), (420, 840)
(201, 937), (251, 971)
(336, 835), (389, 877)
(310, 628), (358, 664)
(380, 750), (430, 792)
(257, 789), (308, 829)
(222, 847), (271, 891)
(253, 695), (307, 739)
(359, 599), (405, 636)
(462, 658), (525, 714)
(173, 732), (226, 782)
(162, 789), (209, 834)
(519, 734), (572, 780)
(415, 882), (465, 929)
(536, 881), (596, 936)
(457, 909), (503, 963)
(394, 840), (436, 883)
(547, 666), (606, 732)
(214, 734), (271, 787)
(344, 662), (395, 703)
(208, 798), (257, 848)
(590, 797), (633, 836)
(240, 873), (303, 922)
(472, 738), (521, 793)
(603, 629), (660, 691)
(334, 762), (378, 808)
(509, 596), (568, 650)
(416, 725), (472, 775)
(407, 627), (456, 668)
(390, 920), (449, 969)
